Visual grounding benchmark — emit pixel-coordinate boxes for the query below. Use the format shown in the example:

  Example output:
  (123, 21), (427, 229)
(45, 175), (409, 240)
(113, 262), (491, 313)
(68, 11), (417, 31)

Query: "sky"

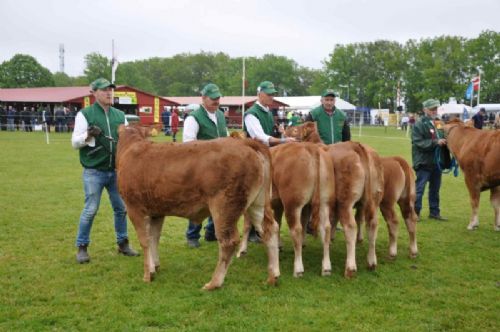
(1, 0), (499, 77)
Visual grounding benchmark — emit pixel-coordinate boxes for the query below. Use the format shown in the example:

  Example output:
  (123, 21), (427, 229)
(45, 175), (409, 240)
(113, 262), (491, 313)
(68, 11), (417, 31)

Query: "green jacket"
(79, 103), (125, 171)
(188, 105), (227, 140)
(411, 115), (441, 171)
(244, 103), (275, 136)
(309, 106), (347, 144)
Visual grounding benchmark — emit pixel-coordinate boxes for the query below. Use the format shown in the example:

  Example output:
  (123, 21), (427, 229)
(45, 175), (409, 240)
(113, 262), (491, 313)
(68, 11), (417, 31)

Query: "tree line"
(0, 30), (498, 113)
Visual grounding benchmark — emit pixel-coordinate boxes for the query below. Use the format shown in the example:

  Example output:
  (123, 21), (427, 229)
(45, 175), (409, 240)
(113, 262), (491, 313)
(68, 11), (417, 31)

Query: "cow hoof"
(143, 272), (154, 282)
(155, 265), (160, 272)
(494, 226), (500, 232)
(267, 275), (279, 286)
(409, 252), (418, 259)
(236, 250), (247, 258)
(367, 263), (377, 271)
(322, 270), (331, 276)
(388, 254), (397, 261)
(294, 271), (304, 278)
(467, 224), (479, 230)
(344, 269), (357, 279)
(202, 282), (221, 291)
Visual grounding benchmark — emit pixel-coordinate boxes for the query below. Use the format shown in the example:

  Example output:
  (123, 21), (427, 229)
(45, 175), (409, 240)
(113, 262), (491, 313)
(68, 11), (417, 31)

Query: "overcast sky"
(1, 0), (499, 77)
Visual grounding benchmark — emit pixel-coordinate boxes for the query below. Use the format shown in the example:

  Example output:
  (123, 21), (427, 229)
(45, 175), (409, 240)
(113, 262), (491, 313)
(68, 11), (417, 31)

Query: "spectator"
(55, 106), (66, 132)
(472, 108), (486, 129)
(71, 78), (139, 263)
(161, 107), (171, 135)
(6, 106), (16, 131)
(171, 107), (179, 142)
(42, 106), (52, 132)
(0, 105), (6, 131)
(183, 83), (227, 248)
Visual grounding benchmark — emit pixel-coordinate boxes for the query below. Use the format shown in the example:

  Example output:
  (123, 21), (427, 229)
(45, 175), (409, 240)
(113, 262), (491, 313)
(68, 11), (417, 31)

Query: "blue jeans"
(186, 216), (215, 240)
(415, 166), (442, 217)
(7, 119), (15, 131)
(76, 168), (128, 247)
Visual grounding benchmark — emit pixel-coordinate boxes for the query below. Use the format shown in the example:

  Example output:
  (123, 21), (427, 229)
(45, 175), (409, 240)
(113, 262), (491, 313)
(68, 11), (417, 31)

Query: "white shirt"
(71, 109), (128, 149)
(182, 106), (219, 143)
(244, 101), (272, 146)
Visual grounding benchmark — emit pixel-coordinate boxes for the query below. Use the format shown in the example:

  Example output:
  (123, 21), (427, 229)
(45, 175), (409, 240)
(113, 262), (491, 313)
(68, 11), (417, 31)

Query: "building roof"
(0, 85), (179, 105)
(167, 96), (288, 107)
(0, 86), (92, 103)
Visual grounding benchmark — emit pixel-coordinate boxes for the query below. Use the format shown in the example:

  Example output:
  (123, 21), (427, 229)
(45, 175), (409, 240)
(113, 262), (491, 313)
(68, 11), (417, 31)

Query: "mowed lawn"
(0, 127), (498, 331)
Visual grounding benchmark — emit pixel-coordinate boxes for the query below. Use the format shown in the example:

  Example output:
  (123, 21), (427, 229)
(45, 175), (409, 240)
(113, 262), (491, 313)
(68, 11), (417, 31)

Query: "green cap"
(90, 78), (116, 91)
(321, 89), (337, 98)
(422, 99), (440, 110)
(201, 83), (222, 99)
(257, 81), (278, 95)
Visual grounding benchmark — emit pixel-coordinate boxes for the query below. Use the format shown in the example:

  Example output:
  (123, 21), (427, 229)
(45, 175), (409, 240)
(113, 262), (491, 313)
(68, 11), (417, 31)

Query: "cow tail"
(309, 148), (322, 237)
(395, 156), (416, 205)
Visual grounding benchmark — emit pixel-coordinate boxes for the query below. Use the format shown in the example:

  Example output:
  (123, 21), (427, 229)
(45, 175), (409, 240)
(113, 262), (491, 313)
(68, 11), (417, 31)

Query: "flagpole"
(241, 57), (246, 130)
(477, 73), (481, 106)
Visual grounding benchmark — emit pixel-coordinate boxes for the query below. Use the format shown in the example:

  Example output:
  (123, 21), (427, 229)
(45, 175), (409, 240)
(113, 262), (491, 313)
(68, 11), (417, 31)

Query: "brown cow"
(116, 125), (280, 290)
(380, 156), (418, 258)
(443, 119), (500, 231)
(237, 142), (335, 277)
(287, 122), (383, 277)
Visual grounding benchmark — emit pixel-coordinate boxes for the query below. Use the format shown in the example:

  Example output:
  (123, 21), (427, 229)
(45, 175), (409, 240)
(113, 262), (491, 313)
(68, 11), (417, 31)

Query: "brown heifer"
(116, 125), (280, 290)
(443, 119), (500, 231)
(380, 156), (418, 258)
(237, 142), (335, 277)
(287, 122), (384, 276)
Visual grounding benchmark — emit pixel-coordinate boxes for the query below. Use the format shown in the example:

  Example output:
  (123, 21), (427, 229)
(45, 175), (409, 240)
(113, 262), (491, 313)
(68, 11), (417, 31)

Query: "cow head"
(230, 131), (247, 139)
(285, 122), (322, 143)
(442, 118), (464, 138)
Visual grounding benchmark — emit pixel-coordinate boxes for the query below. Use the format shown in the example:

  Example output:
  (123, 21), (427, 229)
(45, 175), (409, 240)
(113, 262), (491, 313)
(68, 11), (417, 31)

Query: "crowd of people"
(0, 104), (78, 132)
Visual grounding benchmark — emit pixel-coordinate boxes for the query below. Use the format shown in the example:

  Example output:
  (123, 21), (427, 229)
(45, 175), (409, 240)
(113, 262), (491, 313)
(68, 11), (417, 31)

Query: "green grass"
(0, 128), (498, 331)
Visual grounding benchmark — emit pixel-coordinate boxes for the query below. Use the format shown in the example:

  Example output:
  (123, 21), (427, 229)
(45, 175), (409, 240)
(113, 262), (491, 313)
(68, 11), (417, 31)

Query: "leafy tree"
(84, 53), (111, 82)
(0, 54), (54, 88)
(53, 72), (74, 86)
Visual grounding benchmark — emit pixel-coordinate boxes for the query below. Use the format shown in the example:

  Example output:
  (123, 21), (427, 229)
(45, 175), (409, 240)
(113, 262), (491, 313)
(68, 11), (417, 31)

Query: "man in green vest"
(71, 78), (139, 264)
(306, 89), (351, 144)
(183, 83), (228, 248)
(412, 98), (448, 221)
(244, 81), (295, 146)
(244, 81), (295, 242)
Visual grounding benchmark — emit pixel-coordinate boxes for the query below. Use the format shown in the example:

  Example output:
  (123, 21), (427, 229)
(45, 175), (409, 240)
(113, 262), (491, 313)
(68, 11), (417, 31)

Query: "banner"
(472, 76), (480, 91)
(465, 83), (473, 100)
(113, 91), (137, 104)
(154, 97), (160, 123)
(84, 96), (90, 108)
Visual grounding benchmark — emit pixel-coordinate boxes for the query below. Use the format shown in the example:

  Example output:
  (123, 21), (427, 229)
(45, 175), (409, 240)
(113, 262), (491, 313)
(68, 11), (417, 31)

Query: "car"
(125, 114), (140, 123)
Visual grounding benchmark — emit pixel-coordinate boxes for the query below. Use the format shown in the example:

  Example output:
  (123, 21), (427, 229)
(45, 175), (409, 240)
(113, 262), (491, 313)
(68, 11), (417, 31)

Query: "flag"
(472, 76), (480, 91)
(465, 83), (473, 100)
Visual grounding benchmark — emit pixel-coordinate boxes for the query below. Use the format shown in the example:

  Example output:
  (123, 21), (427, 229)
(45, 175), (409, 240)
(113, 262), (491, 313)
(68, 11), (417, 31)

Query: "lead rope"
(434, 146), (459, 177)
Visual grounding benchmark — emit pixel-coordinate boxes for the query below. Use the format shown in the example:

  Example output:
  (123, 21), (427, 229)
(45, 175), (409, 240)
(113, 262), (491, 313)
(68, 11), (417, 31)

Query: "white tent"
(438, 103), (472, 119)
(275, 96), (356, 114)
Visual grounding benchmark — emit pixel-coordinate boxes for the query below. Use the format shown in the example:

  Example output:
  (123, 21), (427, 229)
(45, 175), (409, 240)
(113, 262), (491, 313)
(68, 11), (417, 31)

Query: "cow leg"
(246, 199), (280, 285)
(127, 208), (154, 282)
(285, 206), (304, 277)
(150, 217), (164, 272)
(491, 186), (500, 231)
(380, 201), (399, 259)
(365, 205), (379, 270)
(399, 200), (418, 258)
(236, 213), (252, 258)
(465, 178), (480, 230)
(272, 199), (284, 249)
(203, 222), (240, 291)
(318, 205), (332, 276)
(338, 206), (357, 278)
(355, 206), (365, 243)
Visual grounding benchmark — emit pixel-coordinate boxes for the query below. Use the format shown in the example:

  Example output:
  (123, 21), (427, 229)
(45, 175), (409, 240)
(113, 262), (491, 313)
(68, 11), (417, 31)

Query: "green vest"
(79, 103), (125, 171)
(310, 106), (347, 144)
(188, 106), (228, 140)
(244, 103), (275, 135)
(411, 115), (439, 170)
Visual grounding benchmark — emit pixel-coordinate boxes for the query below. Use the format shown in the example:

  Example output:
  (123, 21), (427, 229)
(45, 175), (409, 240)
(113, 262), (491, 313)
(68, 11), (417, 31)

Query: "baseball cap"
(90, 78), (116, 91)
(257, 81), (278, 95)
(422, 99), (440, 110)
(321, 89), (337, 98)
(201, 83), (222, 99)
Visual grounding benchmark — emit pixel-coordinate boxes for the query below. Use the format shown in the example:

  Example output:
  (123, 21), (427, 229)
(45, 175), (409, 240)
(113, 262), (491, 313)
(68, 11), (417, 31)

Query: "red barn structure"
(0, 85), (178, 124)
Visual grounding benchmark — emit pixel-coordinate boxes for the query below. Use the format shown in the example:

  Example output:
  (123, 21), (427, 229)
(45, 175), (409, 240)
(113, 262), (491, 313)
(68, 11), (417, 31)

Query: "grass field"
(0, 127), (498, 331)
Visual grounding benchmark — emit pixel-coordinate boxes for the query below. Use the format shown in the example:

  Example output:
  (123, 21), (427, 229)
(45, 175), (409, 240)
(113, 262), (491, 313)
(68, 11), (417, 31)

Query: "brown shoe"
(76, 245), (90, 264)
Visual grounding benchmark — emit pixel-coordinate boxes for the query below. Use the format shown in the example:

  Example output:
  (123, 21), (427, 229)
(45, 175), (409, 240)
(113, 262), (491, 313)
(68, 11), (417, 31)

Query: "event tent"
(275, 96), (356, 114)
